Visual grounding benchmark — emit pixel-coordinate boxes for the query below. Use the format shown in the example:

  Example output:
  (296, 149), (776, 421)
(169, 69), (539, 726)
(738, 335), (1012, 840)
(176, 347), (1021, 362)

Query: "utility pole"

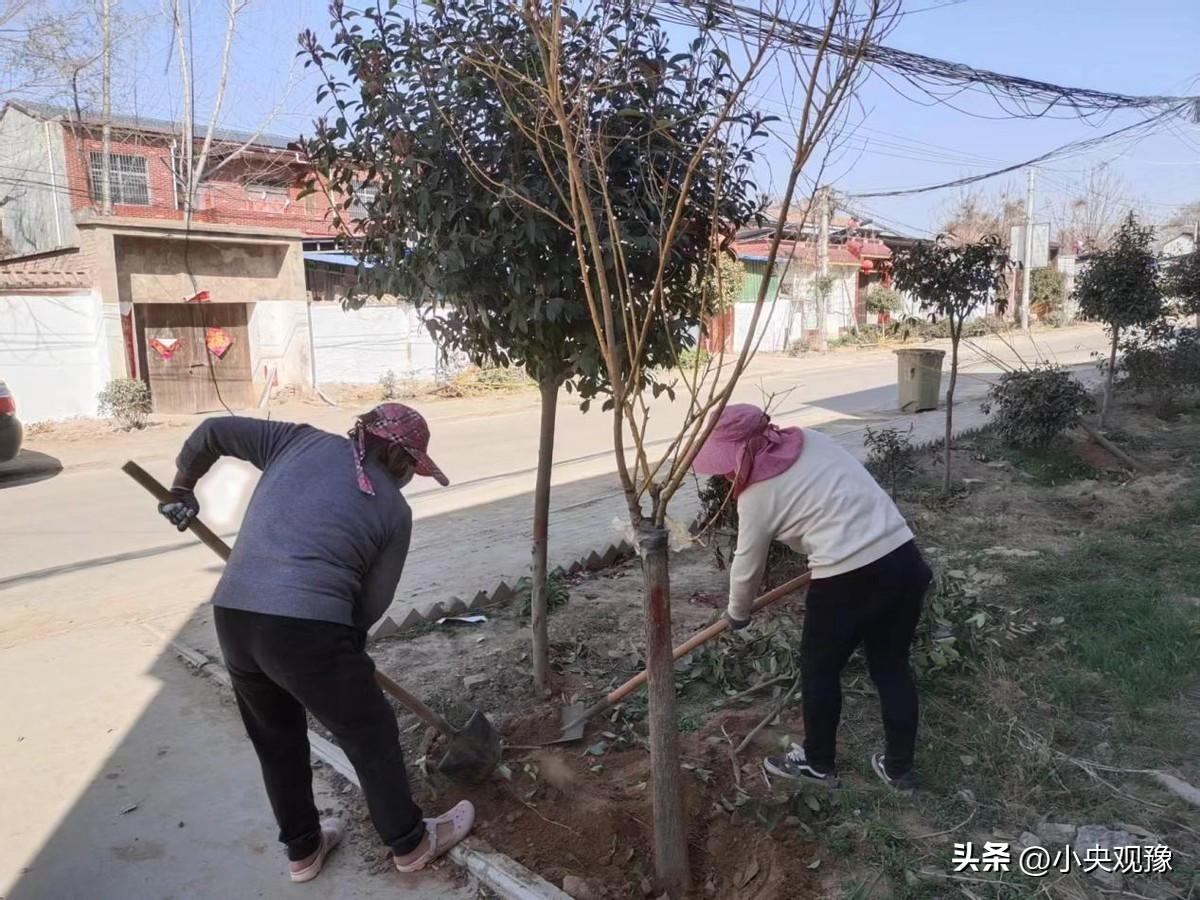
(816, 185), (830, 351)
(100, 0), (113, 215)
(1020, 167), (1036, 331)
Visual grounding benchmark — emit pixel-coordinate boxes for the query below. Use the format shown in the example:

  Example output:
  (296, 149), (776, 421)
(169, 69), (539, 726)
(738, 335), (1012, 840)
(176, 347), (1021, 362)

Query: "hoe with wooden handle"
(551, 571), (811, 743)
(122, 459), (501, 783)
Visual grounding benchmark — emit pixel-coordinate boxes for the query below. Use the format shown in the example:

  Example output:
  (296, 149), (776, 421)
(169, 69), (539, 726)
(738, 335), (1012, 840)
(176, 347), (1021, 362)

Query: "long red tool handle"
(121, 459), (457, 738)
(563, 571), (812, 732)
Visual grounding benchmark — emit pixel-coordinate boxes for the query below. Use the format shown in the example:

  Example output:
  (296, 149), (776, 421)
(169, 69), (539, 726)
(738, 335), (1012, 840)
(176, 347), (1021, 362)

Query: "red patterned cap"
(350, 403), (448, 495)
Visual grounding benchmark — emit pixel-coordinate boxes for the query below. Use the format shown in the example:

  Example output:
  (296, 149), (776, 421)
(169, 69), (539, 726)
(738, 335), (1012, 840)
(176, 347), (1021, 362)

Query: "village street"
(0, 325), (1110, 898)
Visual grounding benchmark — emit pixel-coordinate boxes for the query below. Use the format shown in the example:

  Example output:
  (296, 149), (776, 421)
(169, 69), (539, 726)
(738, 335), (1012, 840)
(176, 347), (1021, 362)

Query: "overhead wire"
(658, 0), (1200, 122)
(844, 106), (1189, 198)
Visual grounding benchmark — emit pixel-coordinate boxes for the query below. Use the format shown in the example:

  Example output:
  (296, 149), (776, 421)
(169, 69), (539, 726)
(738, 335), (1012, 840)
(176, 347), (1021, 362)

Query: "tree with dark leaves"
(1072, 213), (1162, 427)
(300, 0), (761, 696)
(893, 236), (1008, 493)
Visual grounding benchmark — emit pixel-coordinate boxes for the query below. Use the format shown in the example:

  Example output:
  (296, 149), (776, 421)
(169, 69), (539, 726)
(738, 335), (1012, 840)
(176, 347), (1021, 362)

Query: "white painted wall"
(309, 302), (442, 384)
(0, 291), (111, 421)
(0, 109), (75, 256)
(249, 299), (310, 388)
(733, 266), (858, 352)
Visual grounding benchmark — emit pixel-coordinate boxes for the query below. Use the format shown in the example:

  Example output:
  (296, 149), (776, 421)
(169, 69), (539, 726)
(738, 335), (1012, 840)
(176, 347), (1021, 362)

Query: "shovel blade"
(436, 709), (501, 783)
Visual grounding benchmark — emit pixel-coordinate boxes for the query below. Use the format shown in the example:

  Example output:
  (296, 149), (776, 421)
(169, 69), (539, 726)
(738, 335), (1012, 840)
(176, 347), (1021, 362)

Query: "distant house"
(0, 103), (442, 421)
(709, 212), (908, 353)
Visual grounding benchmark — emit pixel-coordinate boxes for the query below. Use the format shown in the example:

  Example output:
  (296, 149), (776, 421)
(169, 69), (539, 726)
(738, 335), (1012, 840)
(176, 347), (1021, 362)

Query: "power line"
(660, 0), (1200, 121)
(845, 106), (1188, 198)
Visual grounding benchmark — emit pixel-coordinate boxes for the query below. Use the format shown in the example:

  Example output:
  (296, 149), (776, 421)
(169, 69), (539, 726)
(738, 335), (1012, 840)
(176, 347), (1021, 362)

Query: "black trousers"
(214, 606), (426, 861)
(800, 540), (932, 776)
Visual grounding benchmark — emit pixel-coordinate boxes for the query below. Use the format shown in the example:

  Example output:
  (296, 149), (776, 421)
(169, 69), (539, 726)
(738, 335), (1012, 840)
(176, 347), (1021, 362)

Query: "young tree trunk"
(639, 524), (690, 896)
(815, 293), (828, 352)
(943, 332), (960, 495)
(1100, 327), (1119, 428)
(529, 377), (560, 696)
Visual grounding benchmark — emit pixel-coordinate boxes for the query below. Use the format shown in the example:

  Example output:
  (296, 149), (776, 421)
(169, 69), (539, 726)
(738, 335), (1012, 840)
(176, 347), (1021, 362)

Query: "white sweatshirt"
(727, 428), (914, 620)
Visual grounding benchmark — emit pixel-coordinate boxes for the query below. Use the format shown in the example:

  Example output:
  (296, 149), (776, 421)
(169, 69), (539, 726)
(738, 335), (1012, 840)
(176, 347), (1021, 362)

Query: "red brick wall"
(62, 128), (338, 237)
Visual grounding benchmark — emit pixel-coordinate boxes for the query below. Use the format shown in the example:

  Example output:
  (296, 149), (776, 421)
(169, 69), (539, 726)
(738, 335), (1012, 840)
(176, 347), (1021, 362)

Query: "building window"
(89, 152), (150, 206)
(349, 185), (378, 219)
(246, 182), (291, 201)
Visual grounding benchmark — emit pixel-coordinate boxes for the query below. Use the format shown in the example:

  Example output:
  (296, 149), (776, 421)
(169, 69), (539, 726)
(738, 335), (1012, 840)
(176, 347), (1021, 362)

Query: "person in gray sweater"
(158, 403), (474, 883)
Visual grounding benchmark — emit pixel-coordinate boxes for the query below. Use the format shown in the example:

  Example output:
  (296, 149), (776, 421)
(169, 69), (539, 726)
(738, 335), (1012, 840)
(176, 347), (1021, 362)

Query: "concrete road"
(0, 325), (1107, 585)
(0, 326), (1109, 896)
(0, 564), (477, 898)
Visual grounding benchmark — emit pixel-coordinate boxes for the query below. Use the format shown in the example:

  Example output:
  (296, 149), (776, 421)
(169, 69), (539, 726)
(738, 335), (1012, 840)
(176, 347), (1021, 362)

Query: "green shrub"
(863, 424), (914, 498)
(1029, 266), (1065, 317)
(917, 315), (1006, 341)
(517, 569), (570, 616)
(1119, 323), (1200, 419)
(864, 285), (902, 315)
(981, 365), (1092, 451)
(677, 347), (712, 371)
(97, 378), (152, 430)
(379, 368), (400, 400)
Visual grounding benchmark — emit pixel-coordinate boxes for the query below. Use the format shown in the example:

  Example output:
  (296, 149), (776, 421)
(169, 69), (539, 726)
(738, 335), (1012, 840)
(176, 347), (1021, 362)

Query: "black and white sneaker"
(763, 744), (837, 786)
(870, 752), (916, 792)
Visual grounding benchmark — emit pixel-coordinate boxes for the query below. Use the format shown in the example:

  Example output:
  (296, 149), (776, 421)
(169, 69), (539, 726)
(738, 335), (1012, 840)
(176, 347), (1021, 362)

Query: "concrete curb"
(369, 538), (638, 640)
(148, 625), (570, 900)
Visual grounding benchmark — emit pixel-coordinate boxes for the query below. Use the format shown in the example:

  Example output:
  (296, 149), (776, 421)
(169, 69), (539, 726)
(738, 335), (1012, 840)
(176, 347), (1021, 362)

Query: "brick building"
(0, 102), (351, 417)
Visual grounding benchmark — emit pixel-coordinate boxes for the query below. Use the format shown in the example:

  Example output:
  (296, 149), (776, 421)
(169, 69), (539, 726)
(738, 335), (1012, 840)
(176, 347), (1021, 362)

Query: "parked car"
(0, 380), (22, 462)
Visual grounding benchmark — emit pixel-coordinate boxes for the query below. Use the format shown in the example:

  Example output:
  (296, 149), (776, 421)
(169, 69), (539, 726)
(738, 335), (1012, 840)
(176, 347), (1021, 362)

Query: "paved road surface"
(0, 579), (476, 898)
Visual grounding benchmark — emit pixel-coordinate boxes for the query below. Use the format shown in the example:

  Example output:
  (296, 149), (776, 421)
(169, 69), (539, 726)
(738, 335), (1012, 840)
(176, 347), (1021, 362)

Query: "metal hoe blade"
(546, 703), (587, 745)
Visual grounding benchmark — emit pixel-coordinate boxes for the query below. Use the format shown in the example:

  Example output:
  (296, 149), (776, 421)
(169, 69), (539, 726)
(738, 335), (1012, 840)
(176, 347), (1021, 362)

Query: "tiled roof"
(6, 101), (298, 151)
(848, 239), (892, 259)
(0, 247), (92, 290)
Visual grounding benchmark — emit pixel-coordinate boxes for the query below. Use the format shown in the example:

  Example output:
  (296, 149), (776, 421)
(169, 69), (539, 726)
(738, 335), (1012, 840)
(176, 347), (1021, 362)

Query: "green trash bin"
(894, 348), (945, 412)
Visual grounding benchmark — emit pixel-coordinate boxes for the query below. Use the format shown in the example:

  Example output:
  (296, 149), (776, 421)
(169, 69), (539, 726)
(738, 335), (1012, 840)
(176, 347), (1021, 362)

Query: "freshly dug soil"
(364, 549), (827, 899)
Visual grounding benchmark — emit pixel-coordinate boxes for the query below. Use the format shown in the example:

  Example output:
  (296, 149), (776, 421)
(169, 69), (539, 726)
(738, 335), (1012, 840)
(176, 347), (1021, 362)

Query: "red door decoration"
(205, 326), (234, 359)
(148, 336), (181, 360)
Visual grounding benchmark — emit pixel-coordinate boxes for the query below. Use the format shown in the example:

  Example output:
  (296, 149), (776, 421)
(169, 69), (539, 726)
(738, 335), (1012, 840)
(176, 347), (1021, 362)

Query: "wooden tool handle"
(373, 671), (456, 737)
(123, 459), (453, 737)
(122, 460), (233, 562)
(565, 571), (812, 731)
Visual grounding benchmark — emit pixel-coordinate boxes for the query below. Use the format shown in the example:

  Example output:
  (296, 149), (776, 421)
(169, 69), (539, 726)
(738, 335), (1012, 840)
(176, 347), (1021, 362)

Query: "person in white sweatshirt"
(693, 404), (932, 790)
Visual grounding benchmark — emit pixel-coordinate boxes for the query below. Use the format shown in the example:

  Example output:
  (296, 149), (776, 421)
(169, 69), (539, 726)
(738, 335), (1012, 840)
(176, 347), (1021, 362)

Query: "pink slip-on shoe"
(394, 801), (475, 873)
(289, 818), (343, 883)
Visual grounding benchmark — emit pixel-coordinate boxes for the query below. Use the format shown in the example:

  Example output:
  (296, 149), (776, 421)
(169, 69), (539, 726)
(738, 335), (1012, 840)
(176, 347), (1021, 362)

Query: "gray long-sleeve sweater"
(177, 418), (411, 631)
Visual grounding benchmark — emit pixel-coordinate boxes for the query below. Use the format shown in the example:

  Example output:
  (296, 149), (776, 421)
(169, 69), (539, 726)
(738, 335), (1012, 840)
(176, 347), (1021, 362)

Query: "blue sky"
(115, 0), (1200, 237)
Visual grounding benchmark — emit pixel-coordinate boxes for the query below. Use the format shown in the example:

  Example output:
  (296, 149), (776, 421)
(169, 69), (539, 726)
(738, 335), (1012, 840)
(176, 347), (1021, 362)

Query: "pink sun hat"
(692, 403), (805, 496)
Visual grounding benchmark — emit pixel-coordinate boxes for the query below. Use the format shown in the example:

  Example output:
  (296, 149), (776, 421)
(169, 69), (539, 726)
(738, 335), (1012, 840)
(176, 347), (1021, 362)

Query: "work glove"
(158, 487), (199, 532)
(724, 611), (751, 631)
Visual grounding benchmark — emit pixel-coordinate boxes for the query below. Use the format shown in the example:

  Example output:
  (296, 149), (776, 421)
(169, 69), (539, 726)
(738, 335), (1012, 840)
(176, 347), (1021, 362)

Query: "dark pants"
(214, 606), (426, 861)
(801, 540), (932, 776)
